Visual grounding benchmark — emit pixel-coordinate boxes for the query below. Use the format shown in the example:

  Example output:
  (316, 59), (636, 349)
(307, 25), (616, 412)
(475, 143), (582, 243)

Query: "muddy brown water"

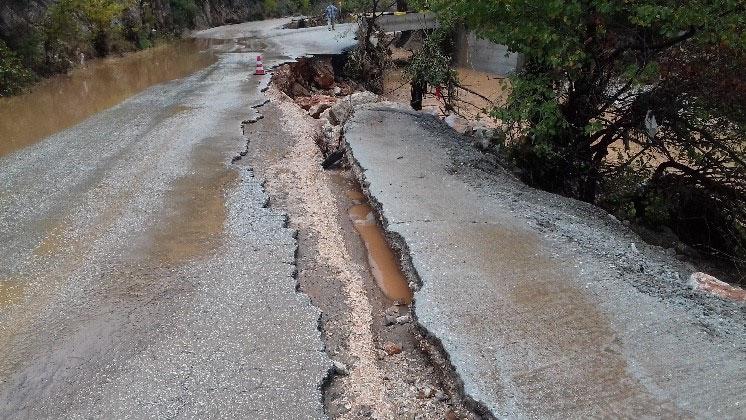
(347, 190), (413, 304)
(0, 39), (219, 158)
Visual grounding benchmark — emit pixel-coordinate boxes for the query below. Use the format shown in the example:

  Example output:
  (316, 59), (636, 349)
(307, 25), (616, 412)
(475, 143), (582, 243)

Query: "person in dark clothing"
(325, 3), (340, 30)
(410, 79), (426, 110)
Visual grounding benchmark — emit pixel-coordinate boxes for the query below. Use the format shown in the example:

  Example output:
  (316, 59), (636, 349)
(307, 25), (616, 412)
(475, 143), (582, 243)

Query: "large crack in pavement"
(346, 155), (498, 420)
(242, 79), (485, 418)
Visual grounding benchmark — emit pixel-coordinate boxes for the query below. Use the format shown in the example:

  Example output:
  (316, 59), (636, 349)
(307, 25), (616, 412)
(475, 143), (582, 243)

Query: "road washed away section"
(0, 29), (328, 417)
(344, 104), (746, 418)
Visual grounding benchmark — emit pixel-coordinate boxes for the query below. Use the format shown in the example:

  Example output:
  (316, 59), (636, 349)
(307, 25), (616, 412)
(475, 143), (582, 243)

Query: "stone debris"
(445, 410), (460, 420)
(384, 313), (398, 326)
(272, 57), (339, 97)
(689, 272), (746, 302)
(396, 314), (413, 324)
(295, 94), (336, 111)
(417, 386), (436, 399)
(464, 123), (505, 151)
(318, 121), (343, 154)
(328, 92), (380, 126)
(382, 341), (402, 356)
(309, 103), (333, 118)
(332, 360), (349, 376)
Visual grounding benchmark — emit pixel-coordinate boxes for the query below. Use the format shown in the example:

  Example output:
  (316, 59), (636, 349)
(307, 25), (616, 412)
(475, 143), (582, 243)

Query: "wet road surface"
(345, 105), (746, 418)
(0, 19), (353, 418)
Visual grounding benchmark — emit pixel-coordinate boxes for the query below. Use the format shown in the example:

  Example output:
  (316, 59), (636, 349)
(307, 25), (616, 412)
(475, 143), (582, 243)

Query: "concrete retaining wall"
(372, 13), (522, 76)
(374, 12), (439, 33)
(456, 28), (523, 76)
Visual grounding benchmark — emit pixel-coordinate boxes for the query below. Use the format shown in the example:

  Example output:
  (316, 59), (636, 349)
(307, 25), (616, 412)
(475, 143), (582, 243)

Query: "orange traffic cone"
(255, 55), (266, 75)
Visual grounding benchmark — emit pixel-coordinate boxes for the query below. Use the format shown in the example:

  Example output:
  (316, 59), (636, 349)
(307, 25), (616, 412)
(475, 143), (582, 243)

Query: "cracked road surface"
(0, 19), (353, 418)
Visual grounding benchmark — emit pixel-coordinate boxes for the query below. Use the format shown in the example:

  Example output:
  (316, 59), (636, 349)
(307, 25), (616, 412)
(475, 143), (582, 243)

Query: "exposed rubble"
(271, 57), (380, 156)
(690, 272), (746, 301)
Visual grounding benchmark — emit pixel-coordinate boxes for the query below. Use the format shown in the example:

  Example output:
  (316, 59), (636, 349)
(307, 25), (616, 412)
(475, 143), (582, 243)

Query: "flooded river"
(0, 39), (218, 158)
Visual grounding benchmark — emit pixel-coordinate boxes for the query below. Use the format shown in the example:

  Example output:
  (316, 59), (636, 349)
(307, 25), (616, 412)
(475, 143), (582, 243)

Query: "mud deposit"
(146, 139), (236, 264)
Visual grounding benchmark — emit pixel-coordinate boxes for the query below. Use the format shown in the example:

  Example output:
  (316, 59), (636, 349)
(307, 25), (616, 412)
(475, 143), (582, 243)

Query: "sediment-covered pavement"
(344, 104), (746, 418)
(0, 20), (354, 418)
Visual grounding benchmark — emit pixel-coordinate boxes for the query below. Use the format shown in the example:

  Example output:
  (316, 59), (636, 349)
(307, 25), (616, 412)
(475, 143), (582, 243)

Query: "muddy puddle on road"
(0, 280), (24, 307)
(346, 189), (413, 304)
(0, 39), (220, 158)
(146, 138), (237, 264)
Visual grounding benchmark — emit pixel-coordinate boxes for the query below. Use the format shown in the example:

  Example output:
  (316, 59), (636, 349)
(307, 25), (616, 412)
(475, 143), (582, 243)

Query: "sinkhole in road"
(346, 188), (413, 304)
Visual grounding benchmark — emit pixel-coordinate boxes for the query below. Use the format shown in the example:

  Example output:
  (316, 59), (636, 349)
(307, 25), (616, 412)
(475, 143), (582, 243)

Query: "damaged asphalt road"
(0, 20), (355, 418)
(344, 104), (746, 419)
(3, 14), (744, 419)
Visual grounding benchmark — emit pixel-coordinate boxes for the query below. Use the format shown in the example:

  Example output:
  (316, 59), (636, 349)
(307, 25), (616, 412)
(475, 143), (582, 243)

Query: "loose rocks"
(689, 272), (746, 301)
(328, 92), (379, 126)
(382, 342), (402, 356)
(332, 360), (349, 376)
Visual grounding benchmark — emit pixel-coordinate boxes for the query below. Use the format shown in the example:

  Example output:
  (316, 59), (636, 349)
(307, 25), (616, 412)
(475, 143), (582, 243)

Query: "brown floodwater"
(347, 191), (413, 304)
(0, 39), (219, 158)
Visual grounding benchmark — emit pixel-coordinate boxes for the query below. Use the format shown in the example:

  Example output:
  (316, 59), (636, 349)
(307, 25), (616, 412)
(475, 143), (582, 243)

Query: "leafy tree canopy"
(421, 0), (746, 274)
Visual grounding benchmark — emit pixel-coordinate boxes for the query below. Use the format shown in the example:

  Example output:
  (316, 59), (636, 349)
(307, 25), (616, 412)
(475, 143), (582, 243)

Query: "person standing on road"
(325, 3), (340, 31)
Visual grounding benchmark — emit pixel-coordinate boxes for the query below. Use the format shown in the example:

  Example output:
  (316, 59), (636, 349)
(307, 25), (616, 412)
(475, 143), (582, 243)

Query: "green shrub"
(0, 39), (34, 96)
(170, 0), (199, 30)
(45, 0), (128, 57)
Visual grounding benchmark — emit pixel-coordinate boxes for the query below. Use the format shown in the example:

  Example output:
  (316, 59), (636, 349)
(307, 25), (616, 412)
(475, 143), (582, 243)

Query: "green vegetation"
(263, 0), (313, 16)
(406, 26), (458, 109)
(417, 0), (746, 276)
(0, 39), (33, 96)
(170, 0), (199, 30)
(343, 0), (399, 92)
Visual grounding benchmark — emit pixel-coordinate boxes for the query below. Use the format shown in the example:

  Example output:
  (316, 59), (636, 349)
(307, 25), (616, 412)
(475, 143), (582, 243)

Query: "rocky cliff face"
(0, 0), (55, 44)
(195, 0), (266, 28)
